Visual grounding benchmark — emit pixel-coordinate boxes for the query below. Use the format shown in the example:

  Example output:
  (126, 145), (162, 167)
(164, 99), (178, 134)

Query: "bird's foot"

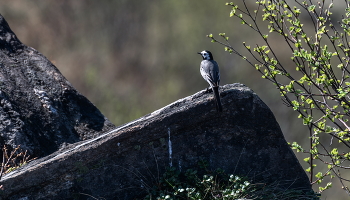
(205, 87), (213, 93)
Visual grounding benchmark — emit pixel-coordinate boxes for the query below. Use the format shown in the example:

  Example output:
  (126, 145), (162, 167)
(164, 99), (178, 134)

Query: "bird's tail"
(212, 86), (222, 112)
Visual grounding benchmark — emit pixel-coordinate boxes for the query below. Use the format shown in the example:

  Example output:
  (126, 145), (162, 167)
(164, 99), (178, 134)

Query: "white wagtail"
(198, 50), (222, 112)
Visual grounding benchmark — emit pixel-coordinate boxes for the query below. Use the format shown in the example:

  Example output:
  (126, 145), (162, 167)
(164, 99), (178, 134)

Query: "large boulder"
(0, 83), (312, 199)
(0, 14), (115, 158)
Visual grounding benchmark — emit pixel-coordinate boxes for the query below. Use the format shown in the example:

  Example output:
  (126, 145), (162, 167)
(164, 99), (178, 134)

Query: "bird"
(198, 50), (222, 112)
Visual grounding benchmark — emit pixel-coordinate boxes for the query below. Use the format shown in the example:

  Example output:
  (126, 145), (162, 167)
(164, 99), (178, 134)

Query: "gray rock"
(0, 14), (116, 158)
(0, 83), (312, 199)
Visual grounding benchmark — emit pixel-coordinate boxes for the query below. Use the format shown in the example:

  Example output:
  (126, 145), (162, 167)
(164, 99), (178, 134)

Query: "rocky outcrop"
(0, 14), (115, 158)
(0, 83), (312, 199)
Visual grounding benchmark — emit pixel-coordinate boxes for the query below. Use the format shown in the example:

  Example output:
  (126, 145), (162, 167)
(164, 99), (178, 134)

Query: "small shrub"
(209, 0), (350, 195)
(144, 167), (320, 200)
(0, 145), (34, 180)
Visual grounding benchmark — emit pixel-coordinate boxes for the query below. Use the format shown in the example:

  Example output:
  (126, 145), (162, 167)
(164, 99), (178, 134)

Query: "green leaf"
(306, 167), (311, 172)
(230, 8), (236, 17)
(303, 115), (313, 125)
(315, 172), (323, 179)
(330, 148), (338, 156)
(308, 5), (316, 12)
(291, 100), (300, 110)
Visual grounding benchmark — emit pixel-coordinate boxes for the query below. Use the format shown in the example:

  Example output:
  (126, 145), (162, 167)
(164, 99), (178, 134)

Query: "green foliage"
(145, 166), (320, 200)
(145, 167), (254, 199)
(213, 0), (350, 196)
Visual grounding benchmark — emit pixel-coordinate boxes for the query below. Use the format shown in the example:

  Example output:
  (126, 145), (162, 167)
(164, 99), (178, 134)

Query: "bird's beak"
(197, 52), (201, 55)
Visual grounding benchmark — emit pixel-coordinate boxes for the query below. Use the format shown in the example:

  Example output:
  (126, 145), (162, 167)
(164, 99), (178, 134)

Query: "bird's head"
(197, 50), (213, 60)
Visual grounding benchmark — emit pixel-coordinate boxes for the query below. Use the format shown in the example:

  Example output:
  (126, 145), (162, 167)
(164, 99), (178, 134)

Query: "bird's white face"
(200, 50), (212, 60)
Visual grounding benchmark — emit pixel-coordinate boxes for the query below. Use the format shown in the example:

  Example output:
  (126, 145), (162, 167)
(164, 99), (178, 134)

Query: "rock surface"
(0, 83), (312, 199)
(0, 14), (116, 158)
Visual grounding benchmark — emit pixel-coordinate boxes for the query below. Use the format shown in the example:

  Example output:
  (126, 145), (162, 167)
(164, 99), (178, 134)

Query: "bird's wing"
(200, 60), (220, 87)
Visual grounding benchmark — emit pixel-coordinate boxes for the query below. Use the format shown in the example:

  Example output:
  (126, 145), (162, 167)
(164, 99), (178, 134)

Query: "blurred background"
(0, 0), (347, 199)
